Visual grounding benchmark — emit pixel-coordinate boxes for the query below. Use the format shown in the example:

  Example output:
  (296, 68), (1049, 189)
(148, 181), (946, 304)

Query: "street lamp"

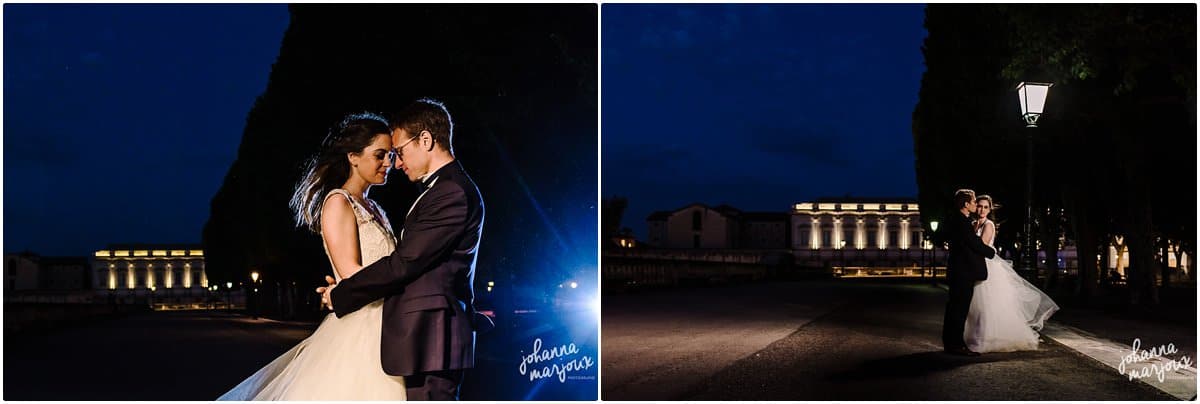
(930, 221), (940, 282)
(1016, 82), (1053, 127)
(250, 271), (261, 319)
(840, 240), (848, 275)
(922, 232), (929, 280)
(1016, 82), (1053, 281)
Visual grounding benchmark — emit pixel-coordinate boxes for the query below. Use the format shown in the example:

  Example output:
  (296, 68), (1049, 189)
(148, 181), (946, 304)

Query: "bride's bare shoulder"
(982, 219), (996, 231)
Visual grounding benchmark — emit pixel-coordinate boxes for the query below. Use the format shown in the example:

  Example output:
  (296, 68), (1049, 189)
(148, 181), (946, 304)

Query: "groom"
(318, 98), (487, 400)
(941, 188), (995, 356)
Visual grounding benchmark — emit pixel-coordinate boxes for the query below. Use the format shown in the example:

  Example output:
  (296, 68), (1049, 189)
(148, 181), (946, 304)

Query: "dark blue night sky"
(4, 4), (929, 255)
(602, 4), (927, 239)
(4, 4), (289, 256)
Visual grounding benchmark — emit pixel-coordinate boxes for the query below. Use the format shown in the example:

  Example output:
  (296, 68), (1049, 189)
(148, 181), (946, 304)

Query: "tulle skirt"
(965, 257), (1060, 353)
(217, 300), (407, 401)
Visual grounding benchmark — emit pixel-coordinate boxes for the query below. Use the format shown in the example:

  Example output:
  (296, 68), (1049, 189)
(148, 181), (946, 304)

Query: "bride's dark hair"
(290, 112), (390, 232)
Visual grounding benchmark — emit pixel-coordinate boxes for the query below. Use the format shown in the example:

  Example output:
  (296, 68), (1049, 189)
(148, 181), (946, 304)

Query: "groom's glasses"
(388, 135), (420, 163)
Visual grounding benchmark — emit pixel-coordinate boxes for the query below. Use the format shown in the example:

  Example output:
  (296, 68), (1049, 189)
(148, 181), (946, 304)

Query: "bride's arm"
(980, 220), (996, 247)
(320, 193), (364, 280)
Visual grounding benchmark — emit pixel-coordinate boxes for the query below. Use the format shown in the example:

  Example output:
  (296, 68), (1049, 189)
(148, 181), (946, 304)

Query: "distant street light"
(1016, 82), (1053, 281)
(840, 240), (848, 274)
(922, 232), (929, 281)
(249, 271), (261, 319)
(929, 221), (940, 283)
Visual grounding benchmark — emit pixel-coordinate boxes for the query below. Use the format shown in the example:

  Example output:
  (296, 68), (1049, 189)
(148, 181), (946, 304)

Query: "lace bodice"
(321, 189), (397, 282)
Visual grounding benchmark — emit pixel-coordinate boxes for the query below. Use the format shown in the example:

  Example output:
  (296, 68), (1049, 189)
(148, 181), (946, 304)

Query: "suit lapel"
(399, 162), (459, 241)
(401, 177), (437, 242)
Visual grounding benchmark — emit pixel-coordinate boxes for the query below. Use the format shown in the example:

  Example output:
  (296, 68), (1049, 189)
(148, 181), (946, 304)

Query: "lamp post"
(1016, 82), (1053, 281)
(225, 281), (233, 313)
(921, 232), (928, 280)
(250, 271), (260, 319)
(930, 221), (940, 283)
(840, 240), (848, 275)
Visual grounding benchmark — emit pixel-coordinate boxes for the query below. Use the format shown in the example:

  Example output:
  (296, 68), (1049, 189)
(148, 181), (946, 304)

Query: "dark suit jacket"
(330, 160), (484, 377)
(945, 211), (995, 285)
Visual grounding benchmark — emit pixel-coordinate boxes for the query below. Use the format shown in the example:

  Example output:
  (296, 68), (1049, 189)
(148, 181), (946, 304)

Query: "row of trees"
(914, 4), (1195, 305)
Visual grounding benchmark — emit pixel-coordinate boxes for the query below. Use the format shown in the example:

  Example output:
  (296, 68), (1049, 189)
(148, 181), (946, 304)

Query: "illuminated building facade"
(791, 198), (932, 273)
(92, 244), (209, 301)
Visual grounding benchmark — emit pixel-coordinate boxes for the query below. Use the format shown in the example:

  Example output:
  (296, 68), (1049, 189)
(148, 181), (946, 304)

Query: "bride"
(964, 195), (1060, 353)
(218, 112), (407, 400)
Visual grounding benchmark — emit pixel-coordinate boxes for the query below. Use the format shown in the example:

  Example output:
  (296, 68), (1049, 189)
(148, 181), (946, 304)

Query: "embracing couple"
(941, 189), (1059, 356)
(219, 98), (491, 401)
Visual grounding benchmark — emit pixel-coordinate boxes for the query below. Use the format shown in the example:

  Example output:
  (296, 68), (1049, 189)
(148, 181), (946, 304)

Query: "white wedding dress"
(218, 189), (407, 400)
(964, 220), (1060, 353)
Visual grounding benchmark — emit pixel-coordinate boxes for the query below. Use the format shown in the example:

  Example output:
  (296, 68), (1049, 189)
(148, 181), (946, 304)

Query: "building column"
(833, 217), (844, 249)
(878, 218), (889, 249)
(811, 217), (821, 249)
(855, 218), (865, 250)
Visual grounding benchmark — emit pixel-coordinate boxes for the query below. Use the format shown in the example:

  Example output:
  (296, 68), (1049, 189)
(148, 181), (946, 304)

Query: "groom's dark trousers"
(942, 276), (976, 349)
(940, 212), (995, 349)
(405, 370), (464, 401)
(330, 161), (485, 400)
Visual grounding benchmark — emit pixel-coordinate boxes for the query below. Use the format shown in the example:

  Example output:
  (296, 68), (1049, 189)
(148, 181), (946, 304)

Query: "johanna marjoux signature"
(1118, 338), (1193, 383)
(518, 338), (596, 383)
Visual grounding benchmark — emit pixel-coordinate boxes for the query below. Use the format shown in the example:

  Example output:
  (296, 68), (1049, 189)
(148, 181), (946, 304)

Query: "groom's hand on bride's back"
(315, 275), (338, 311)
